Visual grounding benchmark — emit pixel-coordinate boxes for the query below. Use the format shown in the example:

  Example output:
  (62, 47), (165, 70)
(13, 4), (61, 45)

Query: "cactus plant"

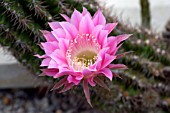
(0, 0), (170, 112)
(140, 0), (151, 29)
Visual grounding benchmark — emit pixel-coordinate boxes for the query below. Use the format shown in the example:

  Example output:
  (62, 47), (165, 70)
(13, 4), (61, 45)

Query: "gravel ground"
(0, 88), (103, 113)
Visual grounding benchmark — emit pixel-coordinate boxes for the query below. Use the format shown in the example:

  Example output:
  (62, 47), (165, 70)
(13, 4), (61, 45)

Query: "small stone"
(165, 98), (170, 106)
(40, 97), (49, 109)
(61, 102), (68, 110)
(17, 108), (25, 113)
(2, 96), (11, 105)
(25, 101), (36, 113)
(55, 109), (63, 113)
(5, 106), (12, 111)
(122, 91), (129, 97)
(35, 97), (49, 110)
(66, 109), (76, 113)
(13, 103), (20, 110)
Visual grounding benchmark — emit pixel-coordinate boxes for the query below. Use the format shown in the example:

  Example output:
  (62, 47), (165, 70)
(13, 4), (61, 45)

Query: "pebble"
(0, 89), (100, 113)
(55, 109), (63, 113)
(2, 96), (11, 105)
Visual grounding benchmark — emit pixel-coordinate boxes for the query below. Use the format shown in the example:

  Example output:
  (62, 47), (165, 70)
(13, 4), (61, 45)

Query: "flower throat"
(66, 34), (100, 71)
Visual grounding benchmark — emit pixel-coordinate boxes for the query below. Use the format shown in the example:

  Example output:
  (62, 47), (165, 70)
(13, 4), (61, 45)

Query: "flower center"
(66, 34), (100, 71)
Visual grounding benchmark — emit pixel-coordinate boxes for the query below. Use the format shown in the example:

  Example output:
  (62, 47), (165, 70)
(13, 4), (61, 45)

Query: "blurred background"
(0, 0), (170, 113)
(99, 0), (170, 32)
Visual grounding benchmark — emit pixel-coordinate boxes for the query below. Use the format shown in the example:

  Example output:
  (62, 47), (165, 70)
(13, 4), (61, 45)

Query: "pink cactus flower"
(36, 7), (131, 106)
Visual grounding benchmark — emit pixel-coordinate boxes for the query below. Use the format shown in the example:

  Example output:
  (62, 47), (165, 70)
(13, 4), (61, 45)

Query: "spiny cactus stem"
(42, 0), (72, 16)
(0, 13), (42, 53)
(26, 0), (53, 21)
(113, 25), (170, 61)
(121, 40), (170, 66)
(0, 24), (32, 63)
(93, 78), (168, 112)
(116, 52), (165, 82)
(119, 71), (170, 96)
(1, 0), (43, 43)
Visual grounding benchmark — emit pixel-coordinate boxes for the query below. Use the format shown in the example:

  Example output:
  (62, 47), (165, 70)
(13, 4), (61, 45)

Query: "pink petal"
(101, 54), (116, 69)
(94, 77), (110, 91)
(107, 64), (127, 69)
(110, 45), (123, 57)
(51, 77), (67, 91)
(91, 25), (104, 39)
(50, 49), (68, 67)
(40, 30), (57, 42)
(96, 48), (110, 69)
(116, 34), (132, 44)
(82, 7), (89, 15)
(107, 36), (116, 43)
(41, 68), (59, 76)
(83, 80), (92, 107)
(90, 48), (108, 70)
(70, 9), (83, 29)
(58, 67), (72, 73)
(48, 59), (58, 68)
(82, 69), (93, 76)
(89, 53), (103, 71)
(48, 22), (61, 30)
(79, 14), (94, 34)
(66, 70), (83, 80)
(104, 23), (118, 33)
(54, 68), (79, 78)
(88, 77), (96, 87)
(107, 36), (118, 55)
(60, 14), (70, 22)
(98, 68), (113, 81)
(98, 48), (109, 58)
(115, 51), (133, 59)
(67, 75), (80, 85)
(97, 30), (108, 48)
(57, 38), (69, 55)
(82, 7), (92, 18)
(75, 75), (84, 80)
(93, 9), (106, 26)
(41, 42), (58, 55)
(111, 42), (125, 56)
(54, 72), (69, 79)
(59, 22), (78, 40)
(90, 61), (101, 71)
(40, 58), (51, 66)
(34, 54), (47, 58)
(52, 28), (66, 39)
(58, 83), (74, 93)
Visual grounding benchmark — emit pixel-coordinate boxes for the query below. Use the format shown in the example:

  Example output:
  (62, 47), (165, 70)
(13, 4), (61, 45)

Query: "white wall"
(98, 0), (170, 32)
(0, 47), (17, 64)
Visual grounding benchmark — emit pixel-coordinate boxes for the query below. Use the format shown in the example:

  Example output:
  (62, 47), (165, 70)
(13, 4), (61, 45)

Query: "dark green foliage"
(0, 0), (170, 112)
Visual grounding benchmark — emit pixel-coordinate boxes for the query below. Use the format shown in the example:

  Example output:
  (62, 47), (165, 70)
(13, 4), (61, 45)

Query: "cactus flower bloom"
(36, 7), (131, 106)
